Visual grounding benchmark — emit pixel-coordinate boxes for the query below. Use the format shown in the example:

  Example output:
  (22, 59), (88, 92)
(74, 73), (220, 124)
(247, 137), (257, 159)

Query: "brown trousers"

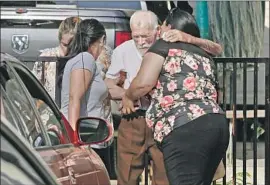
(117, 117), (169, 185)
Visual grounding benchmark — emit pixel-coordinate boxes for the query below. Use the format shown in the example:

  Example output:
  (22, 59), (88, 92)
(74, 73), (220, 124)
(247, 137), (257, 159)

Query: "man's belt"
(122, 109), (146, 120)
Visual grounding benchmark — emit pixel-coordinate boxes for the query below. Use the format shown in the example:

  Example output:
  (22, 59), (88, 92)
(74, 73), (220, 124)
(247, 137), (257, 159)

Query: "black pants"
(161, 113), (229, 185)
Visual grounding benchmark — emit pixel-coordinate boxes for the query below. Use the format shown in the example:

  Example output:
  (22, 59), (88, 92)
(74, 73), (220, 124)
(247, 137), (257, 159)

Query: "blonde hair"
(130, 10), (158, 30)
(58, 16), (82, 42)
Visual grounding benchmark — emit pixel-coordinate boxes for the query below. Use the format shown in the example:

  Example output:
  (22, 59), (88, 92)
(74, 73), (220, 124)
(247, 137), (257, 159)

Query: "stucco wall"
(261, 1), (269, 57)
(207, 1), (265, 57)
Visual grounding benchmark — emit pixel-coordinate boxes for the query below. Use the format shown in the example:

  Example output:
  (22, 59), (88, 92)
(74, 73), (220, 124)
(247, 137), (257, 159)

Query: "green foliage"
(251, 123), (265, 139)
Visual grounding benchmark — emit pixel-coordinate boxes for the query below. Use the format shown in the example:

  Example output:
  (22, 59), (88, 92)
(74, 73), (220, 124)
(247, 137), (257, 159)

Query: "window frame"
(4, 60), (52, 147)
(9, 60), (71, 146)
(0, 85), (29, 138)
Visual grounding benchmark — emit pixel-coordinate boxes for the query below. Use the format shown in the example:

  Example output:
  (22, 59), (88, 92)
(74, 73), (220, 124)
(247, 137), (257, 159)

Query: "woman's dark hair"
(67, 19), (106, 58)
(56, 19), (105, 90)
(164, 8), (200, 38)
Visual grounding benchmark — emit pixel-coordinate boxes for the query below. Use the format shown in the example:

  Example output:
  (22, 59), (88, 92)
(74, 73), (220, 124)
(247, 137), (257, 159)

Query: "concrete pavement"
(110, 159), (265, 185)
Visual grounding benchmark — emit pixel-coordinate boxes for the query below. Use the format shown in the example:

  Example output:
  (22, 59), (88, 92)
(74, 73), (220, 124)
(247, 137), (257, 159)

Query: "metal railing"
(213, 58), (269, 185)
(21, 57), (269, 185)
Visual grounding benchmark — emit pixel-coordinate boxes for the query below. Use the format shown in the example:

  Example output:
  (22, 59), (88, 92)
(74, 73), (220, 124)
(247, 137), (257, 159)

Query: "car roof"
(0, 116), (60, 185)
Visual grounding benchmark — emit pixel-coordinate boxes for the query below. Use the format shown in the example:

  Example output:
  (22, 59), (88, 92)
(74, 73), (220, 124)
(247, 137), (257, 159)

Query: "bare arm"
(189, 35), (222, 56)
(69, 69), (92, 130)
(126, 52), (165, 101)
(104, 78), (126, 100)
(163, 30), (223, 56)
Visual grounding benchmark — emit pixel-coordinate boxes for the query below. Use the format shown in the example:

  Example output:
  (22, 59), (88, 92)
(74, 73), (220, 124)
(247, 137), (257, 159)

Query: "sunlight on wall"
(262, 1), (269, 57)
(208, 1), (265, 57)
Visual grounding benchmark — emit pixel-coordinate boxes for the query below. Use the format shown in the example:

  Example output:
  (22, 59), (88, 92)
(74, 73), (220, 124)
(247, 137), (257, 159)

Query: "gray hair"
(130, 10), (159, 30)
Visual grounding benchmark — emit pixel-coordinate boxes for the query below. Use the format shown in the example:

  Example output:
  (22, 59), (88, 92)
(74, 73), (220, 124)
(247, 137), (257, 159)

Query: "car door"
(8, 59), (101, 185)
(1, 135), (49, 185)
(1, 117), (60, 185)
(0, 60), (72, 185)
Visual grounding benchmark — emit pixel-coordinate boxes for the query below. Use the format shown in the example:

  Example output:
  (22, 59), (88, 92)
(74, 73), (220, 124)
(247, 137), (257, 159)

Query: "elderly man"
(105, 10), (222, 185)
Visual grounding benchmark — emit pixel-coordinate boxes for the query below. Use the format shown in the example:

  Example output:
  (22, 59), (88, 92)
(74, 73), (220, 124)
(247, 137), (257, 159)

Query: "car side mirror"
(76, 117), (111, 145)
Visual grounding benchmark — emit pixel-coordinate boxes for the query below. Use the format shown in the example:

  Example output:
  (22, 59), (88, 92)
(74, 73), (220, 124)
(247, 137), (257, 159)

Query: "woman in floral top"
(122, 8), (229, 185)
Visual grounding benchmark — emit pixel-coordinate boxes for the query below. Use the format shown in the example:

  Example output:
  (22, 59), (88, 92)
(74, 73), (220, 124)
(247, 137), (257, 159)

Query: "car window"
(0, 85), (26, 135)
(34, 98), (68, 146)
(0, 86), (17, 127)
(1, 135), (46, 185)
(12, 62), (70, 146)
(1, 63), (46, 147)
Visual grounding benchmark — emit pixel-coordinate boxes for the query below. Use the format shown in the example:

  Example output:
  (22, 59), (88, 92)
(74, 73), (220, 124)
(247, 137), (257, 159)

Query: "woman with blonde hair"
(32, 16), (81, 100)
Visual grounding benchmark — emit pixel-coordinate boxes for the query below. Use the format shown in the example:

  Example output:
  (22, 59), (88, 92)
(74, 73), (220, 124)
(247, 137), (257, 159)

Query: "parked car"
(1, 116), (60, 185)
(0, 52), (112, 185)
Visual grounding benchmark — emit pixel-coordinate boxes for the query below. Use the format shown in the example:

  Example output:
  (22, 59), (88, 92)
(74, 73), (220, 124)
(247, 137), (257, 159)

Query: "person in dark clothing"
(146, 1), (193, 22)
(122, 8), (229, 185)
(175, 1), (193, 14)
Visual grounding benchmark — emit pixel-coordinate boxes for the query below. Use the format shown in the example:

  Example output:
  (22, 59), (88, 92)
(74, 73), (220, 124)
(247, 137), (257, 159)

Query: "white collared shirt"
(106, 39), (150, 110)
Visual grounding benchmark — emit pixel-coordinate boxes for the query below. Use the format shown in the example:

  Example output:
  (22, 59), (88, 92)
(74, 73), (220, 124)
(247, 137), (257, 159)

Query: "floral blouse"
(32, 47), (60, 100)
(145, 40), (224, 143)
